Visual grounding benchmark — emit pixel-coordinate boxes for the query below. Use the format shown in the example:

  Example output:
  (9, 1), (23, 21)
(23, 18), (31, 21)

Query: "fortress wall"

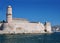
(0, 23), (10, 34)
(13, 22), (45, 33)
(0, 22), (51, 34)
(0, 23), (2, 26)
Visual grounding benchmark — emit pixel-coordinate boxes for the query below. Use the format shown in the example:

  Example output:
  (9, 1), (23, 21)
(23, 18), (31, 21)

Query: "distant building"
(0, 5), (52, 34)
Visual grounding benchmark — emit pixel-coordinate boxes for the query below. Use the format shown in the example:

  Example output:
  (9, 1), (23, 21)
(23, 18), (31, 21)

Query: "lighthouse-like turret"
(6, 5), (12, 23)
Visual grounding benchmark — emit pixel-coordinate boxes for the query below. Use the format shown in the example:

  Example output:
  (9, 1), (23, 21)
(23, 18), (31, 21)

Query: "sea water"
(0, 33), (60, 43)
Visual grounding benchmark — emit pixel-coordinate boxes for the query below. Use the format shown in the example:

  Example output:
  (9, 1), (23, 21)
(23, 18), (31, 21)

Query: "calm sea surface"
(0, 33), (60, 43)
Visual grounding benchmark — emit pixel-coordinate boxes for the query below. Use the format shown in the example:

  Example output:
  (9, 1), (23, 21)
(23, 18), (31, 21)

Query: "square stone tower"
(44, 22), (52, 32)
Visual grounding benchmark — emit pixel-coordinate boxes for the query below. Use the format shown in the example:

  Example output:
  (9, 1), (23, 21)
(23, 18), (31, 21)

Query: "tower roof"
(8, 5), (11, 8)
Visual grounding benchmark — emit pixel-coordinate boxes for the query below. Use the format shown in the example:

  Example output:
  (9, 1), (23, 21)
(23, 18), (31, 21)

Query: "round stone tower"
(6, 5), (12, 23)
(44, 22), (52, 32)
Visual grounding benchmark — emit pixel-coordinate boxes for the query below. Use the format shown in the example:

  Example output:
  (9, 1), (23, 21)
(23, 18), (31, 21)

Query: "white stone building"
(0, 5), (52, 34)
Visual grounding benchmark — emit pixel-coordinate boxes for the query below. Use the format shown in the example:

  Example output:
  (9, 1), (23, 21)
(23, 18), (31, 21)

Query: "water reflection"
(0, 33), (60, 43)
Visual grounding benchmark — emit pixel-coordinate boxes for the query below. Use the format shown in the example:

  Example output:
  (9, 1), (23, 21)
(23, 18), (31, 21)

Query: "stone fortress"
(0, 5), (52, 34)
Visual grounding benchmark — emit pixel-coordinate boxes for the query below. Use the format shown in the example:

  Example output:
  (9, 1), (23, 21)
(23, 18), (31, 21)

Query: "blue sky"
(0, 0), (60, 26)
